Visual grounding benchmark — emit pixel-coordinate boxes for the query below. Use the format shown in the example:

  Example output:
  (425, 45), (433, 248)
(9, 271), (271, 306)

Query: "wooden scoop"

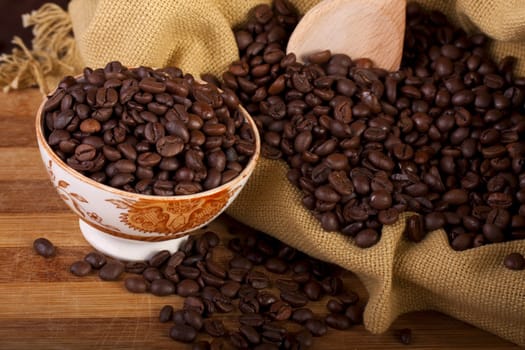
(287, 0), (406, 71)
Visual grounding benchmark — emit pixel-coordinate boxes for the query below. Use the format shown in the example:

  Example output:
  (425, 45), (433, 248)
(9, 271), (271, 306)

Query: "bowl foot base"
(78, 219), (188, 261)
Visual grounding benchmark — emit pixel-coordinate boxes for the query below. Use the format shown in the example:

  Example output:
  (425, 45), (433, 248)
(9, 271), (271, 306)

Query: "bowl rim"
(35, 78), (261, 201)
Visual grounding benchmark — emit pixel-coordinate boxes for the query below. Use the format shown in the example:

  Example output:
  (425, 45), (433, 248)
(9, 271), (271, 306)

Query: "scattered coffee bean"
(124, 276), (148, 293)
(70, 222), (364, 349)
(503, 252), (525, 270)
(150, 279), (175, 296)
(159, 305), (173, 323)
(70, 260), (92, 277)
(169, 324), (197, 343)
(33, 237), (56, 258)
(98, 260), (125, 281)
(84, 251), (106, 269)
(325, 313), (351, 330)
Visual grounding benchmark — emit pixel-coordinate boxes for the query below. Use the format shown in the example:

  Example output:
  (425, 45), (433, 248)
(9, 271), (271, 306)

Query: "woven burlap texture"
(66, 0), (525, 346)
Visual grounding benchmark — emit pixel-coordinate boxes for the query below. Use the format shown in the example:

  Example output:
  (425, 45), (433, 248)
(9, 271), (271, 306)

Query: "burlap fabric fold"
(5, 0), (524, 345)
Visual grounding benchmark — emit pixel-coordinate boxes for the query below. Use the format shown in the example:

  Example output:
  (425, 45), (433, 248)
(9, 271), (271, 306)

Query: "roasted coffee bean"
(149, 250), (171, 267)
(143, 267), (163, 281)
(166, 251), (185, 267)
(239, 296), (260, 314)
(177, 279), (200, 296)
(321, 276), (343, 296)
(205, 260), (226, 280)
(203, 231), (220, 247)
(326, 299), (345, 313)
(70, 260), (92, 276)
(228, 268), (248, 283)
(33, 238), (56, 258)
(275, 278), (299, 292)
(184, 309), (203, 330)
(264, 257), (288, 274)
(246, 270), (270, 289)
(424, 212), (446, 231)
(304, 319), (327, 337)
(169, 324), (197, 343)
(451, 233), (474, 251)
(378, 208), (400, 225)
(184, 296), (205, 314)
(344, 304), (364, 324)
(354, 229), (380, 248)
(239, 313), (265, 328)
(147, 278), (174, 296)
(405, 215), (424, 243)
(220, 281), (241, 298)
(291, 308), (314, 324)
(159, 305), (173, 323)
(240, 324), (261, 344)
(84, 251), (106, 269)
(177, 265), (201, 280)
(98, 260), (125, 281)
(338, 291), (359, 306)
(303, 280), (323, 301)
(370, 190), (392, 210)
(173, 309), (186, 325)
(269, 300), (292, 321)
(280, 291), (308, 307)
(213, 293), (234, 313)
(229, 255), (253, 270)
(325, 313), (351, 330)
(230, 332), (249, 349)
(292, 271), (311, 284)
(124, 276), (148, 293)
(503, 253), (525, 270)
(483, 223), (504, 243)
(203, 319), (226, 337)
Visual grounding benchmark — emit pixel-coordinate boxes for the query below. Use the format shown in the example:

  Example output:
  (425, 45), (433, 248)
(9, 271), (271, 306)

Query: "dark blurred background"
(0, 0), (69, 53)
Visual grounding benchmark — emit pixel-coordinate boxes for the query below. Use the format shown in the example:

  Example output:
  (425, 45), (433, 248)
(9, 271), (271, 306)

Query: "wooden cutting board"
(0, 89), (518, 349)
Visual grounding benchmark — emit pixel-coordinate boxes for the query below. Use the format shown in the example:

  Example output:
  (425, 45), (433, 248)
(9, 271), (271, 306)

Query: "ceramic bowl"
(35, 85), (260, 261)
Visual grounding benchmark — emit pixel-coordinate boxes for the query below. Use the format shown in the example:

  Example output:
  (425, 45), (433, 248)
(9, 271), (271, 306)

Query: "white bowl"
(36, 85), (260, 261)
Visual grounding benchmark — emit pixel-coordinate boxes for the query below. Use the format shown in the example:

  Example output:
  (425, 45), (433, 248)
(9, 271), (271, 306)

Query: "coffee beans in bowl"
(35, 63), (260, 261)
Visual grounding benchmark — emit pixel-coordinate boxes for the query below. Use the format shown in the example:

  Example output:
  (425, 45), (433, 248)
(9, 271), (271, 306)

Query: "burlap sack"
(3, 0), (524, 345)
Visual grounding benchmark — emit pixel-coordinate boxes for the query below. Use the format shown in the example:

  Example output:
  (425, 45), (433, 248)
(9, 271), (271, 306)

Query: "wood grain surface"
(0, 89), (520, 349)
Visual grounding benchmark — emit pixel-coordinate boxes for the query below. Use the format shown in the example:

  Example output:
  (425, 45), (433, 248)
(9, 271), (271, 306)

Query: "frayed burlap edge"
(0, 3), (82, 94)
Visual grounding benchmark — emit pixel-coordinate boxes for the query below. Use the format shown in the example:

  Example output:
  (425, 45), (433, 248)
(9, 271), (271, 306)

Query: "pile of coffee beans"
(62, 228), (364, 348)
(160, 230), (365, 348)
(220, 0), (525, 250)
(42, 63), (256, 195)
